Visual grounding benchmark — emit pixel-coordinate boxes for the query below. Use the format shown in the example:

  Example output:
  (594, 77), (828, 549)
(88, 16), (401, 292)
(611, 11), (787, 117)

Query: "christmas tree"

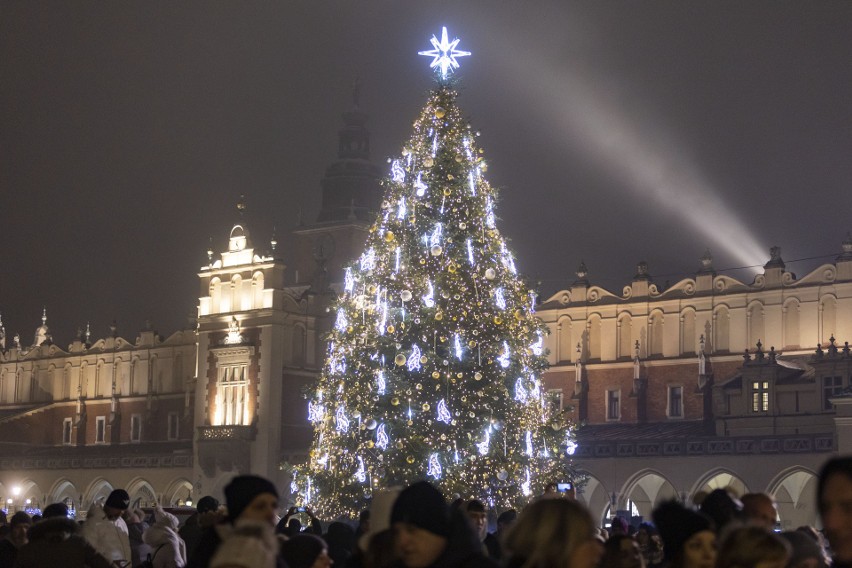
(294, 28), (577, 518)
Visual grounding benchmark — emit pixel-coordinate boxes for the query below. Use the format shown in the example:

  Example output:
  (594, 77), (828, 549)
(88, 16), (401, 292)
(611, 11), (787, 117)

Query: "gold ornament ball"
(420, 355), (427, 363)
(385, 231), (395, 242)
(514, 309), (524, 320)
(447, 174), (454, 181)
(459, 222), (467, 230)
(394, 353), (406, 366)
(432, 371), (441, 379)
(468, 340), (477, 348)
(423, 157), (434, 167)
(454, 155), (463, 163)
(346, 326), (354, 333)
(435, 312), (443, 321)
(396, 441), (404, 449)
(420, 258), (426, 265)
(439, 336), (447, 342)
(387, 325), (395, 334)
(493, 316), (503, 325)
(443, 187), (452, 196)
(401, 290), (413, 302)
(448, 263), (458, 273)
(415, 383), (423, 390)
(431, 245), (443, 256)
(406, 455), (415, 464)
(456, 372), (463, 379)
(435, 107), (446, 118)
(407, 420), (413, 426)
(368, 284), (377, 294)
(474, 372), (483, 381)
(366, 440), (375, 448)
(422, 403), (431, 411)
(391, 397), (400, 406)
(485, 268), (496, 280)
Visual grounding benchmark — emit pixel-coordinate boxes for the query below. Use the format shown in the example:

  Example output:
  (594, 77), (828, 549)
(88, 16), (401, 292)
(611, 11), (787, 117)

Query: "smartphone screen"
(557, 482), (573, 492)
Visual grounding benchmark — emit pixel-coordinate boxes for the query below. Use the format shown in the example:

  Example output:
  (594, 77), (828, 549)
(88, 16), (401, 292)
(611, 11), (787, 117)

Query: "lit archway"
(767, 467), (818, 530)
(620, 470), (678, 521)
(691, 469), (748, 504)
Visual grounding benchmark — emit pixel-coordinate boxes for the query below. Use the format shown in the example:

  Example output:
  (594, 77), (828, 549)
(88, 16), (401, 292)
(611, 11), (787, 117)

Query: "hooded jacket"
(142, 507), (188, 568)
(14, 516), (113, 568)
(82, 503), (132, 565)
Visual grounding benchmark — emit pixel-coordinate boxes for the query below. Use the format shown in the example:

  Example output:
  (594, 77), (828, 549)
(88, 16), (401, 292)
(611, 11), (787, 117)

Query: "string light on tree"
(295, 27), (578, 518)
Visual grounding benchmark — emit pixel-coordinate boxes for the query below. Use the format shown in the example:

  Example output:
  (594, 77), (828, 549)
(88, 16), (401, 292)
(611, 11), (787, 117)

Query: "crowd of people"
(0, 455), (850, 568)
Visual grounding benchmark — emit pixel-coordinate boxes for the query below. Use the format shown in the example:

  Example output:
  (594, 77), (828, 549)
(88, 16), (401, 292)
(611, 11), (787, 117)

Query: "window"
(167, 412), (179, 440)
(607, 390), (621, 421)
(62, 418), (73, 445)
(752, 381), (769, 413)
(95, 416), (106, 444)
(668, 386), (684, 418)
(130, 414), (142, 443)
(548, 389), (564, 412)
(823, 376), (844, 411)
(215, 364), (249, 426)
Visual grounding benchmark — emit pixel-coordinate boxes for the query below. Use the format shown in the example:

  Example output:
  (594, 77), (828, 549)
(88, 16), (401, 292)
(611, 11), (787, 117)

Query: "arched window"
(715, 306), (730, 353)
(681, 309), (696, 355)
(649, 311), (664, 357)
(252, 272), (265, 309)
(821, 296), (837, 344)
(784, 299), (800, 349)
(618, 314), (633, 359)
(588, 316), (602, 360)
(748, 302), (765, 348)
(292, 325), (306, 366)
(210, 278), (222, 314)
(557, 317), (573, 363)
(231, 275), (243, 312)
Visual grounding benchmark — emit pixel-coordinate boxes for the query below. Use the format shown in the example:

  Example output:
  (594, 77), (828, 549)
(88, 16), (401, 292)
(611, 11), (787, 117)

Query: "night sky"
(2, 2), (851, 345)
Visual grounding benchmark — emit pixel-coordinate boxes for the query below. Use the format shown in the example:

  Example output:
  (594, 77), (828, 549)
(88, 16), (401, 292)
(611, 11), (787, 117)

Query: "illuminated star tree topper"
(418, 26), (471, 80)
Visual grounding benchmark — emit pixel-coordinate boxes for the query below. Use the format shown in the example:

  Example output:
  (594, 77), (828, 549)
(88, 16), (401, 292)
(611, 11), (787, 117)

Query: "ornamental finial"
(418, 27), (471, 80)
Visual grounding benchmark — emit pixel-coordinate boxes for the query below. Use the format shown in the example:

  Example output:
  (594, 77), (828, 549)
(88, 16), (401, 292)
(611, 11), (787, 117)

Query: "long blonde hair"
(504, 498), (596, 568)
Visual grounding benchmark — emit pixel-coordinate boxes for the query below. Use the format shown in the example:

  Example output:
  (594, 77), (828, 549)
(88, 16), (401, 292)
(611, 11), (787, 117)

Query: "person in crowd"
(610, 517), (629, 536)
(463, 500), (498, 559)
(125, 508), (152, 567)
(502, 498), (601, 568)
(741, 493), (778, 531)
(83, 489), (133, 566)
(635, 522), (663, 568)
(486, 509), (516, 562)
(354, 510), (370, 544)
(792, 527), (830, 568)
(281, 533), (333, 568)
(698, 489), (742, 535)
(180, 496), (222, 561)
(779, 531), (827, 568)
(349, 487), (401, 568)
(0, 511), (31, 568)
(817, 456), (852, 568)
(277, 507), (322, 536)
(391, 481), (495, 568)
(323, 522), (355, 566)
(600, 534), (645, 568)
(716, 526), (789, 568)
(188, 474), (280, 568)
(14, 502), (113, 568)
(210, 520), (282, 568)
(652, 501), (715, 568)
(142, 504), (187, 567)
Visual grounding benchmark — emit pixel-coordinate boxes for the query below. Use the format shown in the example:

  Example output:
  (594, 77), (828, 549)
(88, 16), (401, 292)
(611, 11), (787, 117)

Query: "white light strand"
(432, 132), (439, 157)
(514, 378), (528, 403)
(468, 171), (476, 195)
(531, 335), (543, 356)
(427, 453), (443, 479)
(395, 247), (401, 273)
(463, 137), (473, 160)
(290, 479), (298, 495)
(476, 429), (490, 456)
(391, 160), (405, 183)
(376, 423), (389, 450)
(398, 197), (406, 220)
(307, 401), (325, 423)
(361, 248), (376, 271)
(344, 268), (354, 293)
(566, 434), (577, 456)
(437, 399), (452, 424)
(526, 431), (534, 457)
(407, 345), (422, 372)
(454, 333), (463, 360)
(376, 370), (386, 395)
(423, 281), (435, 308)
(467, 239), (475, 265)
(530, 379), (541, 401)
(378, 299), (388, 336)
(335, 309), (348, 332)
(355, 456), (367, 482)
(430, 223), (443, 248)
(529, 291), (536, 313)
(498, 342), (511, 368)
(521, 468), (531, 496)
(485, 198), (496, 229)
(335, 406), (350, 433)
(495, 288), (506, 310)
(414, 172), (427, 197)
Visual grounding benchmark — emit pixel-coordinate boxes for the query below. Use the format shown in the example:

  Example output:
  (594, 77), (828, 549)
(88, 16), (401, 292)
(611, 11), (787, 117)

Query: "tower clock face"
(314, 234), (336, 261)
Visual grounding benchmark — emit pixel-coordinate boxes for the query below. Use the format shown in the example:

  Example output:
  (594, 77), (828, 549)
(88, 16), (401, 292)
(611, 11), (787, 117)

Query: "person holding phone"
(82, 489), (132, 568)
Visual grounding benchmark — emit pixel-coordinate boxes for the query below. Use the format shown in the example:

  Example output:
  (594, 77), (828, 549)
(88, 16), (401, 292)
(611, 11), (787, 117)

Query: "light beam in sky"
(490, 32), (767, 271)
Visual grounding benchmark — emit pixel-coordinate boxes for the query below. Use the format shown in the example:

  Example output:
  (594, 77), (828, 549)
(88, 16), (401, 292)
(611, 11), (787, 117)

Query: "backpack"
(139, 544), (166, 568)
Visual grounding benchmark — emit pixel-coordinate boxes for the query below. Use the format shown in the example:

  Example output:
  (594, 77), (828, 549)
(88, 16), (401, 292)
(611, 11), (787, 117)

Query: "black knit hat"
(281, 533), (327, 568)
(10, 511), (32, 527)
(224, 475), (278, 522)
(42, 503), (70, 519)
(652, 501), (713, 559)
(104, 489), (130, 510)
(390, 481), (451, 537)
(196, 495), (220, 514)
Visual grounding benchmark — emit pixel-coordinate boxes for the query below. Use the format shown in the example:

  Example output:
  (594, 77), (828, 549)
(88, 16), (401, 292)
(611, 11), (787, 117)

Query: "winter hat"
(42, 503), (69, 519)
(10, 511), (32, 527)
(780, 531), (826, 568)
(104, 489), (131, 510)
(224, 475), (278, 522)
(281, 533), (327, 568)
(652, 501), (713, 559)
(699, 489), (743, 531)
(155, 505), (180, 530)
(197, 495), (220, 514)
(390, 481), (451, 538)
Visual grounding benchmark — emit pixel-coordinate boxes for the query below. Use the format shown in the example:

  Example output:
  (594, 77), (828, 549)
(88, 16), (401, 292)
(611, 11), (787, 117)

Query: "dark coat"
(394, 509), (498, 568)
(13, 516), (113, 568)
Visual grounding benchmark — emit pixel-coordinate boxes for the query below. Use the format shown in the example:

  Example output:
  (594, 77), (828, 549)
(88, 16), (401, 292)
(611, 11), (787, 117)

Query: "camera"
(296, 506), (306, 513)
(557, 482), (573, 492)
